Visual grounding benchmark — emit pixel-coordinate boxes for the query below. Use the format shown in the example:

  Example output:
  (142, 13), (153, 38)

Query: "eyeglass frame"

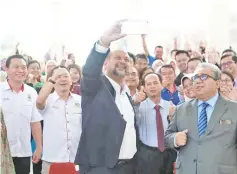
(192, 74), (217, 82)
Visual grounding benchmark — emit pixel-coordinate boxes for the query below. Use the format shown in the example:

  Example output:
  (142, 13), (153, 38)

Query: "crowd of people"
(1, 19), (237, 174)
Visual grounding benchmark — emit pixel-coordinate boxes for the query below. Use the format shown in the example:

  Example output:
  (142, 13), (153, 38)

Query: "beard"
(112, 65), (127, 77)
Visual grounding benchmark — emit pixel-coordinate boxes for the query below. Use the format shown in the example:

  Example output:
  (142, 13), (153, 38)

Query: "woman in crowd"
(1, 107), (15, 174)
(68, 64), (82, 95)
(41, 60), (57, 82)
(152, 59), (164, 72)
(220, 71), (237, 101)
(26, 60), (44, 90)
(139, 66), (154, 81)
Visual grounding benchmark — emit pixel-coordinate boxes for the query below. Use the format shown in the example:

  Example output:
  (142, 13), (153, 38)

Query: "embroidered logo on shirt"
(2, 97), (9, 101)
(74, 102), (80, 108)
(27, 94), (32, 101)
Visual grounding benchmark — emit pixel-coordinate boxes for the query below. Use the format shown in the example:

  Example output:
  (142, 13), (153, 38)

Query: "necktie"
(198, 102), (209, 136)
(154, 105), (165, 152)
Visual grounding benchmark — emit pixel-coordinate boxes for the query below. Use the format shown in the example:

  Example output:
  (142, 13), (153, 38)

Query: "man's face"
(220, 56), (237, 76)
(144, 74), (162, 98)
(193, 67), (219, 100)
(175, 53), (189, 72)
(135, 58), (148, 73)
(6, 58), (27, 82)
(54, 68), (72, 93)
(187, 60), (201, 73)
(160, 67), (176, 86)
(155, 47), (163, 59)
(182, 78), (195, 98)
(125, 66), (139, 89)
(105, 50), (130, 78)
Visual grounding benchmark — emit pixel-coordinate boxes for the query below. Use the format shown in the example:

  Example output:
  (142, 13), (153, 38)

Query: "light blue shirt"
(197, 92), (219, 123)
(137, 98), (171, 147)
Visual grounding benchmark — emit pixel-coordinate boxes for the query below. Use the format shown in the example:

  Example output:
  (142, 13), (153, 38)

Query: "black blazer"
(74, 44), (139, 174)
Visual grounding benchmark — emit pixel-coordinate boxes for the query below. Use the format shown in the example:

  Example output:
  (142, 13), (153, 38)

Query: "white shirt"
(106, 75), (137, 160)
(38, 92), (82, 163)
(138, 98), (170, 147)
(0, 81), (42, 157)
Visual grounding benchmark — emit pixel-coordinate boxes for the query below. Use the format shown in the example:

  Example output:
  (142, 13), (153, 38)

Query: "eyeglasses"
(220, 61), (234, 67)
(192, 74), (216, 82)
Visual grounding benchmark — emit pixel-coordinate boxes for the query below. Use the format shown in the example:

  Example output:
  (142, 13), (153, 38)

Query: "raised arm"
(81, 19), (127, 95)
(141, 34), (150, 57)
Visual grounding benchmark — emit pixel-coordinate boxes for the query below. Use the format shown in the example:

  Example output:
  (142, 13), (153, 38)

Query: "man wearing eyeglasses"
(220, 54), (237, 88)
(165, 62), (237, 174)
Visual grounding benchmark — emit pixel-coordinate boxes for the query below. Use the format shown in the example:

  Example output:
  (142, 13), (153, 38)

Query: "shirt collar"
(198, 92), (219, 107)
(51, 91), (73, 102)
(3, 80), (24, 92)
(105, 75), (129, 94)
(146, 97), (166, 109)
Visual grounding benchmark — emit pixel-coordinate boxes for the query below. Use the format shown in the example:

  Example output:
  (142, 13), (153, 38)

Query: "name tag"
(219, 119), (232, 125)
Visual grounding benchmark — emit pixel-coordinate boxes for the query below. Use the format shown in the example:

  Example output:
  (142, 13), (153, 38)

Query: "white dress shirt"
(138, 98), (170, 147)
(38, 92), (82, 163)
(106, 76), (137, 160)
(0, 81), (42, 157)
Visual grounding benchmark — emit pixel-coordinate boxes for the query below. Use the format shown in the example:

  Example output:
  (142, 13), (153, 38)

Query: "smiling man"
(165, 63), (237, 174)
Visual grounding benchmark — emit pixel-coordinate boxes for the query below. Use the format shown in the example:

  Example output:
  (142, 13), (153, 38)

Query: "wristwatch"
(48, 78), (56, 84)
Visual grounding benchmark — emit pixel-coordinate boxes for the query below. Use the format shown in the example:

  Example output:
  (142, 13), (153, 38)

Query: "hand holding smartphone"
(122, 20), (149, 35)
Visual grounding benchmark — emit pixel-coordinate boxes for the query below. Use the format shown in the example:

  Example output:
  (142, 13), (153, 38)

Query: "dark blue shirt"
(161, 87), (181, 106)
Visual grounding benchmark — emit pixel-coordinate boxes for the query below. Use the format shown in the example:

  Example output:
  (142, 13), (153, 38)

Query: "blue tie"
(198, 102), (209, 136)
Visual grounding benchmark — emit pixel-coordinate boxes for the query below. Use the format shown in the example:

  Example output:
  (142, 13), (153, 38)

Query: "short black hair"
(175, 50), (190, 59)
(222, 49), (236, 56)
(187, 57), (203, 64)
(135, 53), (148, 62)
(128, 52), (136, 63)
(6, 54), (26, 68)
(142, 72), (162, 86)
(170, 49), (178, 55)
(155, 46), (163, 49)
(27, 60), (41, 69)
(220, 54), (237, 63)
(159, 64), (176, 74)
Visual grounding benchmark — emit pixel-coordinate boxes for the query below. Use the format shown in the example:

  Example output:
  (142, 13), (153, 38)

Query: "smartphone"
(122, 20), (149, 35)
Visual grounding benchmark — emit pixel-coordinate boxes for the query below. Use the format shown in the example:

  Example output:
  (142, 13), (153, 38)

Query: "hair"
(27, 60), (41, 69)
(68, 53), (74, 59)
(175, 50), (190, 59)
(155, 45), (163, 50)
(220, 54), (237, 63)
(128, 52), (136, 63)
(159, 64), (176, 74)
(136, 53), (147, 59)
(46, 65), (69, 81)
(140, 66), (154, 80)
(170, 49), (178, 55)
(141, 72), (162, 86)
(67, 64), (82, 82)
(196, 63), (221, 80)
(187, 57), (203, 64)
(222, 49), (236, 56)
(221, 71), (235, 86)
(6, 55), (26, 68)
(27, 60), (41, 82)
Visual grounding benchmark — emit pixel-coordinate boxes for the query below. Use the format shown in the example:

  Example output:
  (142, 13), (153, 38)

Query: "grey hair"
(195, 62), (221, 80)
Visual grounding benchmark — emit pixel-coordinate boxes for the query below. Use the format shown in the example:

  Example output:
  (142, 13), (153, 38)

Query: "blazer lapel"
(205, 96), (228, 136)
(188, 99), (199, 140)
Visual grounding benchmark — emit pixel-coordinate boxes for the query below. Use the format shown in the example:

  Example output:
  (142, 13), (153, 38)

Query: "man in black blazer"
(75, 20), (138, 174)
